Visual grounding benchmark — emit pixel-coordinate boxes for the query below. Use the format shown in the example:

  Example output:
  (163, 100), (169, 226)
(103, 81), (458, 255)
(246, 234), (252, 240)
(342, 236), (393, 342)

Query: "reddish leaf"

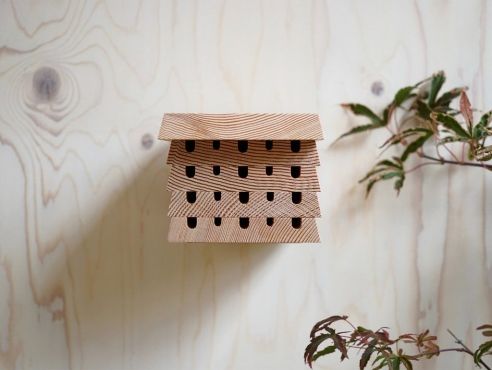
(460, 90), (473, 127)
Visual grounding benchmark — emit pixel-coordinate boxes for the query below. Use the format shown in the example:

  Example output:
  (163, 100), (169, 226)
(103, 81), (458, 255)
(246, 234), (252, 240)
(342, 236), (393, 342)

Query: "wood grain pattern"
(168, 217), (320, 243)
(169, 191), (320, 217)
(159, 113), (323, 140)
(167, 165), (321, 192)
(167, 140), (320, 166)
(1, 1), (491, 370)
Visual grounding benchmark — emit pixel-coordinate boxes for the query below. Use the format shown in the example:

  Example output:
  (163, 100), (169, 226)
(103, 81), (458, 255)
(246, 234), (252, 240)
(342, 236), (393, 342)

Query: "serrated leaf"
(473, 111), (492, 139)
(433, 113), (470, 139)
(304, 333), (332, 367)
(310, 315), (348, 338)
(380, 128), (433, 149)
(359, 341), (376, 369)
(416, 100), (432, 119)
(460, 90), (474, 126)
(337, 123), (384, 140)
(341, 103), (383, 125)
(400, 357), (413, 370)
(435, 87), (466, 108)
(428, 71), (446, 107)
(312, 345), (336, 361)
(401, 132), (433, 161)
(393, 86), (415, 107)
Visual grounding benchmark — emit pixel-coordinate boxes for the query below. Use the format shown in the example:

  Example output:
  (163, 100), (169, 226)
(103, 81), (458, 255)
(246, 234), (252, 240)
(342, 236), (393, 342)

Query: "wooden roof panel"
(159, 113), (323, 140)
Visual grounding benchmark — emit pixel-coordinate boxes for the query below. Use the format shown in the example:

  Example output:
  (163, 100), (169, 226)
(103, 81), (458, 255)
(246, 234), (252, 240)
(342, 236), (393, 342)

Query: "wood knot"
(32, 67), (61, 102)
(371, 81), (384, 96)
(141, 133), (154, 149)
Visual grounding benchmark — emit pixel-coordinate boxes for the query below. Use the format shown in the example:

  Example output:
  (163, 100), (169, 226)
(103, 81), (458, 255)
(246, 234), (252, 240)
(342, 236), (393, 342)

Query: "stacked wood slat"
(159, 113), (323, 243)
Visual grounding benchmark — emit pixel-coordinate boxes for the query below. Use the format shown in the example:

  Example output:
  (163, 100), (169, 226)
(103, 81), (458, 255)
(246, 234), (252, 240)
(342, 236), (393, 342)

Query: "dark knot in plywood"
(32, 67), (61, 102)
(141, 133), (154, 149)
(371, 80), (384, 96)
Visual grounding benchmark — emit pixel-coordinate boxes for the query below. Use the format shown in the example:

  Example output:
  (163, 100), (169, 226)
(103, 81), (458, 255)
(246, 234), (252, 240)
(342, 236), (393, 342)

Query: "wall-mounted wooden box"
(159, 113), (323, 243)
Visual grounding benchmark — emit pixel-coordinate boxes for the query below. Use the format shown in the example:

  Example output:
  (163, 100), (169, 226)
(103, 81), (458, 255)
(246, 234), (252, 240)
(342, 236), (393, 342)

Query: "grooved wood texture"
(169, 191), (320, 217)
(159, 113), (324, 140)
(167, 165), (320, 192)
(168, 217), (320, 243)
(167, 140), (320, 166)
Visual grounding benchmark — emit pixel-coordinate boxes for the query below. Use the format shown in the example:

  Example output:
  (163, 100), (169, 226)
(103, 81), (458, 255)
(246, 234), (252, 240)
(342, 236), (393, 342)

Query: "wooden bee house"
(159, 113), (323, 243)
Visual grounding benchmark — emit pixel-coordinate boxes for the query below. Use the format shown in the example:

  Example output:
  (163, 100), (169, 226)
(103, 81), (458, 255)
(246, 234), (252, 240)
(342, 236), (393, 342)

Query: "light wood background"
(0, 1), (491, 369)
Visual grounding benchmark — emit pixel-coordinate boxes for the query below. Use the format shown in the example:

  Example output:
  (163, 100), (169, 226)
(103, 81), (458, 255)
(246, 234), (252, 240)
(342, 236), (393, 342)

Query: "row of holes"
(185, 140), (301, 153)
(185, 165), (301, 178)
(186, 191), (302, 204)
(186, 217), (302, 229)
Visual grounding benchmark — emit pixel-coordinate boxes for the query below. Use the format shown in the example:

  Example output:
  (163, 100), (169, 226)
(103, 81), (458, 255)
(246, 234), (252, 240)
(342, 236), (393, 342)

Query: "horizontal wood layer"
(169, 191), (320, 217)
(167, 140), (320, 166)
(168, 217), (320, 243)
(159, 113), (323, 140)
(167, 165), (320, 192)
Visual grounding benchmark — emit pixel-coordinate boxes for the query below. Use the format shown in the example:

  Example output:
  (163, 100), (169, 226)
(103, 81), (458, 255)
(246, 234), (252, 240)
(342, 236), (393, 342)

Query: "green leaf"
(337, 123), (384, 140)
(394, 176), (406, 195)
(380, 128), (433, 149)
(416, 100), (432, 119)
(433, 113), (470, 139)
(428, 71), (446, 107)
(472, 111), (492, 139)
(434, 87), (466, 108)
(312, 345), (336, 361)
(401, 132), (433, 161)
(393, 86), (415, 107)
(341, 103), (383, 125)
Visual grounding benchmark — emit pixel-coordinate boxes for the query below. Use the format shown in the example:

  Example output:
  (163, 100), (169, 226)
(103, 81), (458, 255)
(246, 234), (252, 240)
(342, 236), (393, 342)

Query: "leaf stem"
(419, 154), (492, 170)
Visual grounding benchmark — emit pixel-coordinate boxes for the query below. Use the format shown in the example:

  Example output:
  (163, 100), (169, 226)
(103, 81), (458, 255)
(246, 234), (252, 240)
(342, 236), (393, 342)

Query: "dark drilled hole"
(214, 217), (222, 226)
(266, 192), (274, 201)
(187, 217), (197, 229)
(214, 191), (221, 201)
(265, 166), (273, 176)
(186, 191), (196, 204)
(292, 192), (302, 204)
(186, 166), (195, 178)
(239, 192), (249, 204)
(238, 140), (248, 153)
(291, 166), (301, 178)
(212, 140), (220, 150)
(185, 140), (195, 152)
(213, 165), (221, 175)
(291, 140), (301, 153)
(265, 140), (273, 150)
(238, 166), (248, 178)
(292, 218), (302, 229)
(239, 217), (249, 229)
(266, 217), (274, 226)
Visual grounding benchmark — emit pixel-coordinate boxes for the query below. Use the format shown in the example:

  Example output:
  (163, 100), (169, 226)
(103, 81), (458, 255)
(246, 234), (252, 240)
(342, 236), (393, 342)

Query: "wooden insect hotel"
(159, 113), (323, 243)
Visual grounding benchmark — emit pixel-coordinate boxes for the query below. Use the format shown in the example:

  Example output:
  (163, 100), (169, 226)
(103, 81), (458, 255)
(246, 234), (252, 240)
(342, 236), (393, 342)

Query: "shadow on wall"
(42, 147), (281, 367)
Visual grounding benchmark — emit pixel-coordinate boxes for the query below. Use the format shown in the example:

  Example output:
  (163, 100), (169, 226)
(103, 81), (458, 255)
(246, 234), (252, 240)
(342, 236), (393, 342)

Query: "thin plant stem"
(448, 329), (492, 370)
(419, 153), (492, 170)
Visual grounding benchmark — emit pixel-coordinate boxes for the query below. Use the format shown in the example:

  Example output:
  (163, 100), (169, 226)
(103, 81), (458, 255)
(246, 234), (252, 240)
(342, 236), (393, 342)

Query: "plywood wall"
(0, 1), (491, 369)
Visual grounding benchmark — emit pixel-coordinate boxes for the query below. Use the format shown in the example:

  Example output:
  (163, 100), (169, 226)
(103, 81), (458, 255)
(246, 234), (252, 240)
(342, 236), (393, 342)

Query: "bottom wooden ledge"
(168, 217), (320, 243)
